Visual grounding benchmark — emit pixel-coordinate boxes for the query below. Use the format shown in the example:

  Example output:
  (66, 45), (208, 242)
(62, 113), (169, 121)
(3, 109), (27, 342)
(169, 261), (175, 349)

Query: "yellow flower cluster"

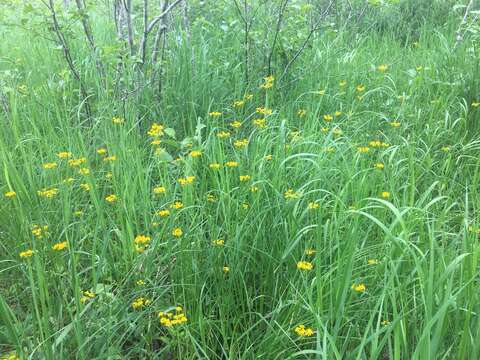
(159, 306), (188, 327)
(80, 290), (95, 303)
(178, 176), (195, 186)
(32, 224), (49, 238)
(172, 228), (183, 237)
(19, 249), (34, 258)
(234, 138), (249, 148)
(52, 241), (68, 251)
(132, 297), (151, 310)
(43, 162), (57, 169)
(68, 157), (87, 167)
(105, 194), (117, 203)
(153, 186), (166, 194)
(260, 75), (274, 89)
(37, 187), (58, 198)
(352, 283), (366, 293)
(256, 107), (273, 116)
(147, 123), (164, 137)
(217, 131), (231, 139)
(294, 324), (314, 337)
(297, 261), (313, 271)
(284, 189), (301, 200)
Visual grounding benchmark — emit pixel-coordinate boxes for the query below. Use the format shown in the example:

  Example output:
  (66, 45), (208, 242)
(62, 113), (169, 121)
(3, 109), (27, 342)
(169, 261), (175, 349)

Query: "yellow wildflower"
(381, 191), (390, 199)
(377, 64), (388, 72)
(156, 209), (170, 217)
(297, 261), (313, 270)
(103, 156), (117, 162)
(170, 201), (184, 209)
(153, 186), (166, 194)
(112, 116), (124, 124)
(78, 167), (90, 175)
(105, 194), (117, 203)
(172, 228), (183, 237)
(225, 161), (239, 168)
(230, 121), (242, 128)
(68, 157), (87, 167)
(57, 151), (72, 158)
(19, 249), (34, 258)
(294, 324), (314, 337)
(132, 297), (150, 310)
(217, 131), (231, 139)
(52, 241), (68, 251)
(159, 307), (188, 327)
(253, 118), (267, 128)
(147, 123), (164, 137)
(308, 202), (320, 210)
(43, 162), (58, 169)
(256, 107), (273, 116)
(352, 283), (366, 293)
(80, 290), (95, 304)
(134, 235), (151, 245)
(234, 138), (249, 148)
(284, 189), (301, 200)
(178, 176), (195, 186)
(37, 188), (58, 198)
(4, 191), (16, 198)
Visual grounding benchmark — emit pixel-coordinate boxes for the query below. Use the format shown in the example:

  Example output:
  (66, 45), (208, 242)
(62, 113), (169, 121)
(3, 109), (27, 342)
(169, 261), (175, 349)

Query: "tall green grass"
(1, 1), (480, 359)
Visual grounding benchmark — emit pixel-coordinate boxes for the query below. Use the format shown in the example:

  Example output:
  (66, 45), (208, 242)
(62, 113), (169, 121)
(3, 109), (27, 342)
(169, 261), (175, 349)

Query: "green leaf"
(164, 128), (176, 138)
(155, 148), (173, 162)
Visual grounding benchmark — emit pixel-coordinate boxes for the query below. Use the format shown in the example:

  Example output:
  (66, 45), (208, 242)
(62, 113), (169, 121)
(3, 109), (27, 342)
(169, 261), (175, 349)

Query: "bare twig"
(454, 0), (474, 49)
(279, 0), (335, 82)
(46, 0), (92, 119)
(152, 0), (169, 64)
(125, 0), (135, 55)
(74, 0), (105, 78)
(139, 0), (150, 64)
(267, 0), (289, 76)
(146, 0), (182, 34)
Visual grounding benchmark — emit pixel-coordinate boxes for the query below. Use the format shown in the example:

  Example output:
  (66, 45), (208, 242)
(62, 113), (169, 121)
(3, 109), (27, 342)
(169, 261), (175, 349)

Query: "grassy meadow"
(1, 0), (480, 358)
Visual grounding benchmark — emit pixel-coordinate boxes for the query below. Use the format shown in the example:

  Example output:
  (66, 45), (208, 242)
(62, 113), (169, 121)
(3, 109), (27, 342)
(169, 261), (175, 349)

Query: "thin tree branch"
(46, 0), (92, 119)
(267, 0), (289, 76)
(279, 0), (335, 82)
(146, 0), (182, 34)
